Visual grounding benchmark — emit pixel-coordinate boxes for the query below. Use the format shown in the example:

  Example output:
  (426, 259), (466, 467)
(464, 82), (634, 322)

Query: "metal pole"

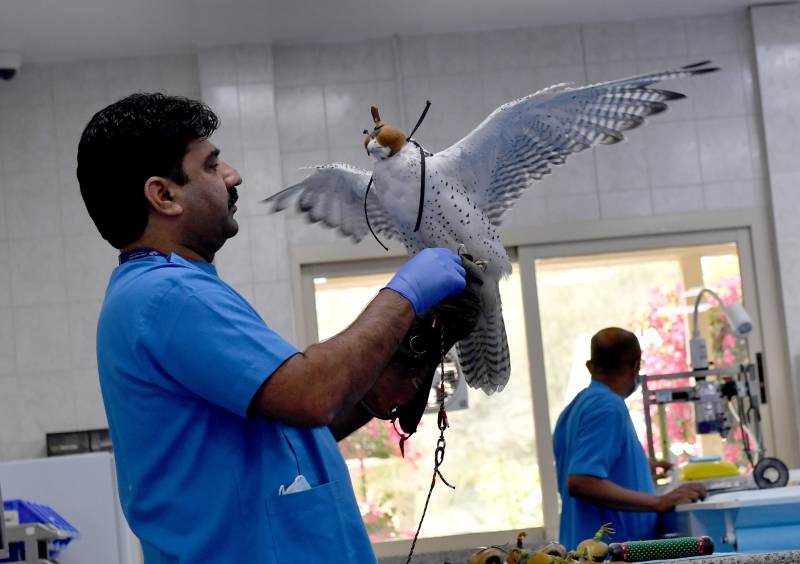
(643, 375), (657, 460)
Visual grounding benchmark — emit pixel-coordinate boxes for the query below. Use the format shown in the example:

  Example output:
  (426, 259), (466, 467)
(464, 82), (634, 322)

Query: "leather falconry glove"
(360, 254), (484, 435)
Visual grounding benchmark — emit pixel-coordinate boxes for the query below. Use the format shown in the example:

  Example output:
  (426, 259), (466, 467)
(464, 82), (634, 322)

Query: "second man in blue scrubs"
(553, 327), (707, 549)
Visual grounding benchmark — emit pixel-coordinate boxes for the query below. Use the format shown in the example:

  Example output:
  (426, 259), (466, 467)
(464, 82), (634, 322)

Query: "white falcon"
(265, 61), (717, 395)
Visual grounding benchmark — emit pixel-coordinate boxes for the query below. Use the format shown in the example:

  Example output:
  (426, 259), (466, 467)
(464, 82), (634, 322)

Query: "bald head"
(587, 327), (641, 377)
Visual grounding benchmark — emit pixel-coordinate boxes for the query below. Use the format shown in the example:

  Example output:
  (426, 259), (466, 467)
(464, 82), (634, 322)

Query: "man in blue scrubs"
(553, 327), (707, 549)
(77, 93), (479, 563)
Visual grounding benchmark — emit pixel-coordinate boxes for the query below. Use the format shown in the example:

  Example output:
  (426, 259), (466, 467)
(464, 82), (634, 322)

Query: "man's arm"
(249, 289), (415, 428)
(249, 248), (467, 429)
(327, 350), (443, 441)
(568, 475), (707, 512)
(328, 256), (485, 441)
(328, 401), (374, 441)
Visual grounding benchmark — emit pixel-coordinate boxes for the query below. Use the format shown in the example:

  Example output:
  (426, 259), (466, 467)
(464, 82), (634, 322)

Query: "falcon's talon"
(457, 244), (487, 271)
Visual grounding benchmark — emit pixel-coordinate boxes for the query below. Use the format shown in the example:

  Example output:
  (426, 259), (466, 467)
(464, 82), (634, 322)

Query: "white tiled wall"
(752, 3), (800, 450)
(0, 55), (199, 460)
(0, 10), (778, 461)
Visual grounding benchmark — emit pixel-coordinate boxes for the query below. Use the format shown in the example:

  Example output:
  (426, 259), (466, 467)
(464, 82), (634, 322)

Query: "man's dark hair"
(77, 93), (219, 249)
(590, 327), (642, 374)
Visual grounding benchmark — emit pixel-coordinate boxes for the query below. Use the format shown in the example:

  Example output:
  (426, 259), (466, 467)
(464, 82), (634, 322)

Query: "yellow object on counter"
(679, 456), (739, 481)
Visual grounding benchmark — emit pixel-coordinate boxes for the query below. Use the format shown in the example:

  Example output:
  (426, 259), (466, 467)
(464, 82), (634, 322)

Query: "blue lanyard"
(118, 247), (168, 265)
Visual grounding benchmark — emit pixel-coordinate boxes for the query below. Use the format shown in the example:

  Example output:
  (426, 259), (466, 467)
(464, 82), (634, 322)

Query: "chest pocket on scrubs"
(265, 479), (368, 563)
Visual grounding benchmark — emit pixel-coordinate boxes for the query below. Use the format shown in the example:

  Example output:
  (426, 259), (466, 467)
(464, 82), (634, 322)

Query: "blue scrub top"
(97, 253), (376, 563)
(553, 380), (657, 549)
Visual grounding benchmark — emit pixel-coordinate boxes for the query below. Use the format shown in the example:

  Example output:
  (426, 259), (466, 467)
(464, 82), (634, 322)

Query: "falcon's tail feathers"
(456, 287), (510, 395)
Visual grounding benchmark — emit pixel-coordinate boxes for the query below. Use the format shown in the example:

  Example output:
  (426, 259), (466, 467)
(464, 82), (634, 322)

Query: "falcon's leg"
(456, 243), (487, 272)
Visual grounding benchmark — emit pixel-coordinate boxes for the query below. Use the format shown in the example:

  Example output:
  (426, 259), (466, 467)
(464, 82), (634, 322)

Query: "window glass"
(534, 243), (747, 469)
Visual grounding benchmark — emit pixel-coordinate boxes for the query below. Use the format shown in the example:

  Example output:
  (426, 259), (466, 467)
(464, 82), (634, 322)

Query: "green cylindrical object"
(608, 536), (714, 561)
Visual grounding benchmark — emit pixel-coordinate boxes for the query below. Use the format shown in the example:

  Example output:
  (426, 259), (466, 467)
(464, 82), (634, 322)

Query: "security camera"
(0, 52), (22, 81)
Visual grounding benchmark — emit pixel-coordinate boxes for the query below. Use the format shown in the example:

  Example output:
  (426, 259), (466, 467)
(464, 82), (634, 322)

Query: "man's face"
(625, 355), (643, 398)
(174, 138), (242, 257)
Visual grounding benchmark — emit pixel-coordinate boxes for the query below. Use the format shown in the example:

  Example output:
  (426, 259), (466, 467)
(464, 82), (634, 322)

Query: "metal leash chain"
(406, 320), (454, 564)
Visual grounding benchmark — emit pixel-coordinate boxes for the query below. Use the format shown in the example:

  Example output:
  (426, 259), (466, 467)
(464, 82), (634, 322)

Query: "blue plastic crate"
(1, 499), (79, 562)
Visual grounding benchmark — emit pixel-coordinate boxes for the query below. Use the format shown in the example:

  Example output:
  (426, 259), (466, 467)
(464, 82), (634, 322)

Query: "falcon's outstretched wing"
(264, 163), (401, 243)
(436, 61), (718, 225)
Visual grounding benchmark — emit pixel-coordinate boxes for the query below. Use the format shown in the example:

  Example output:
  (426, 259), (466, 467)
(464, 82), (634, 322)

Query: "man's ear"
(143, 176), (183, 216)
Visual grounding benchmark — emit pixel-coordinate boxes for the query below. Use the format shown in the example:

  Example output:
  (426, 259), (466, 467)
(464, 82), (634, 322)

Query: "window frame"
(518, 225), (787, 539)
(302, 254), (545, 557)
(290, 209), (797, 554)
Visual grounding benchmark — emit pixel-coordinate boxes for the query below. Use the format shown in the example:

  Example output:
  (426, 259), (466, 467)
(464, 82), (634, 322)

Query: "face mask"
(627, 374), (641, 398)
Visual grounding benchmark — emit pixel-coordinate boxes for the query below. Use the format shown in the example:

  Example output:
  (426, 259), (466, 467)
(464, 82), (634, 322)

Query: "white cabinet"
(0, 452), (141, 564)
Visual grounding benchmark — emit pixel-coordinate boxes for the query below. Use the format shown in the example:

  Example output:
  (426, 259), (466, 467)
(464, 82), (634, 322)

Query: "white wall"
(751, 3), (800, 458)
(0, 55), (200, 459)
(0, 10), (784, 461)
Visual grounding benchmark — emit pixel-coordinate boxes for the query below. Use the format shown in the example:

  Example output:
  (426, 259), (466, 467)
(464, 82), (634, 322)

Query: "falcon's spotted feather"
(265, 61), (718, 395)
